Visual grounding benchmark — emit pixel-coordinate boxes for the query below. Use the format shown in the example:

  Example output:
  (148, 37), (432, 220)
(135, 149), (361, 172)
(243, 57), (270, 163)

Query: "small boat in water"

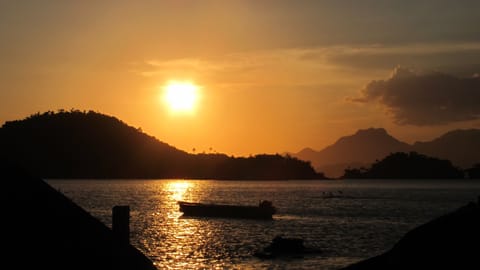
(178, 200), (276, 220)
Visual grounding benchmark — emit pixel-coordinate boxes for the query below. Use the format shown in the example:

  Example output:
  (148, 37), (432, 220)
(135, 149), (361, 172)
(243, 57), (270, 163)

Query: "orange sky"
(1, 1), (480, 156)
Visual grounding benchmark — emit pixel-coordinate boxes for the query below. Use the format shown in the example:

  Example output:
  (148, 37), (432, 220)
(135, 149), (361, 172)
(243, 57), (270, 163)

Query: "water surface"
(48, 179), (480, 269)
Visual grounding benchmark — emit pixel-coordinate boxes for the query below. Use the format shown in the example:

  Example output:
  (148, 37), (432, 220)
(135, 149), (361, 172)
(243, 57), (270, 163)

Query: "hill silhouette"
(292, 128), (480, 178)
(342, 152), (464, 179)
(0, 110), (323, 180)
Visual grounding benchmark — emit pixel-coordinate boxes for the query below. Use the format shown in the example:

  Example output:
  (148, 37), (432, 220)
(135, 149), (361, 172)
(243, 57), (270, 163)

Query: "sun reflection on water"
(156, 180), (272, 269)
(161, 180), (218, 269)
(166, 181), (194, 202)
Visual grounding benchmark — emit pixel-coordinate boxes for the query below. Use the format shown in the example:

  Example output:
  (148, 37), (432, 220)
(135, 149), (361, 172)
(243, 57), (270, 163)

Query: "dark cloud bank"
(353, 67), (480, 126)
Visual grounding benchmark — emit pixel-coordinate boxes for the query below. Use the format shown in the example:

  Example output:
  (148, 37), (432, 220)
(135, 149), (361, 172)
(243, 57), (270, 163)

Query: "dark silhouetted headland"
(342, 152), (464, 179)
(0, 163), (156, 270)
(254, 235), (322, 259)
(342, 197), (480, 269)
(0, 110), (324, 179)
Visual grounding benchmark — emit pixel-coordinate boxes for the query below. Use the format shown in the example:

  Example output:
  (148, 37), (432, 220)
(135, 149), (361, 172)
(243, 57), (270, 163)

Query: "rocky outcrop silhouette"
(342, 198), (480, 269)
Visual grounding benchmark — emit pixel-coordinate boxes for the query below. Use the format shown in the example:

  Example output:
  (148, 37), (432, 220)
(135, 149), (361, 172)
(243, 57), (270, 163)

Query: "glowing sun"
(163, 81), (200, 113)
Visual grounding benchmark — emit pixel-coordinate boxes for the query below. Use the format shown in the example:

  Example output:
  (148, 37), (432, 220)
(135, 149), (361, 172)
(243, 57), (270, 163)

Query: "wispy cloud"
(137, 42), (480, 77)
(134, 49), (346, 89)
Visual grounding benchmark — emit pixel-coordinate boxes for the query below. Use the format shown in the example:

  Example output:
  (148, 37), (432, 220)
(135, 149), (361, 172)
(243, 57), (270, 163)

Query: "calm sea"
(47, 179), (480, 270)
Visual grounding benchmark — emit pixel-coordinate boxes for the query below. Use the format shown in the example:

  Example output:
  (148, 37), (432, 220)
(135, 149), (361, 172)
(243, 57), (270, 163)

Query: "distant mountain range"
(292, 128), (480, 178)
(0, 110), (323, 180)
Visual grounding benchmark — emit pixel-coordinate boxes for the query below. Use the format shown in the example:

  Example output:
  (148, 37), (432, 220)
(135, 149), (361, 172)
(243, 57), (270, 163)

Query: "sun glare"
(166, 181), (194, 202)
(163, 81), (199, 113)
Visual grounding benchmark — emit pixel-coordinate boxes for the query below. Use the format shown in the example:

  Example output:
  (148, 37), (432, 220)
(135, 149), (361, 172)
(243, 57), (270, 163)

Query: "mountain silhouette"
(413, 129), (480, 169)
(0, 110), (323, 179)
(294, 128), (411, 178)
(293, 128), (480, 178)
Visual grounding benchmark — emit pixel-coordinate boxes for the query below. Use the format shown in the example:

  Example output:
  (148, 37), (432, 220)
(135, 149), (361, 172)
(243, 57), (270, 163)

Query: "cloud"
(320, 43), (480, 75)
(133, 48), (348, 88)
(354, 67), (480, 126)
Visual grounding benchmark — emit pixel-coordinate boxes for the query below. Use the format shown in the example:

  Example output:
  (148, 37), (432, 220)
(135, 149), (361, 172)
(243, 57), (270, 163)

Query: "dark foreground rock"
(254, 235), (322, 259)
(342, 198), (480, 269)
(0, 164), (156, 270)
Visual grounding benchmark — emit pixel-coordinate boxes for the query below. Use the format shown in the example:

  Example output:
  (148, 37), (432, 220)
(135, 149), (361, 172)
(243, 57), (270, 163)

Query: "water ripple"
(48, 179), (480, 269)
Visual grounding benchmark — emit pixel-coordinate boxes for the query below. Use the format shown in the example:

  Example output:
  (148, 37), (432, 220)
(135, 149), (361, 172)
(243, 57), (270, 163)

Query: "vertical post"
(112, 205), (130, 245)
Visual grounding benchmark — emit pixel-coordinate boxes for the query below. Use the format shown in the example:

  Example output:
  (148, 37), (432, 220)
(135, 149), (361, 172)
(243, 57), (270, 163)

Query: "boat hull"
(178, 201), (275, 220)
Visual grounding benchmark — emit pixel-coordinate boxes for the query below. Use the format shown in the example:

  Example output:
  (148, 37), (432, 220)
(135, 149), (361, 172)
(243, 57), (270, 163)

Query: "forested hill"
(0, 110), (324, 179)
(342, 152), (464, 179)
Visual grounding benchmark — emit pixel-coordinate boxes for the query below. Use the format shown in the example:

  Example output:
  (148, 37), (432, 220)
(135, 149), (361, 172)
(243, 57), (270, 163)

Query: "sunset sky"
(1, 1), (480, 156)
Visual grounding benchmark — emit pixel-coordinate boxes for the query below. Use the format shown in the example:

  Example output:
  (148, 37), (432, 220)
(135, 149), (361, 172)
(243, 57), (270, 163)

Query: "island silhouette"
(342, 152), (464, 179)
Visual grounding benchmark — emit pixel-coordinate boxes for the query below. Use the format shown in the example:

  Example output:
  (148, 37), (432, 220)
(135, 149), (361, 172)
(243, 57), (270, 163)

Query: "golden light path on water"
(145, 180), (277, 269)
(161, 181), (205, 269)
(165, 181), (199, 265)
